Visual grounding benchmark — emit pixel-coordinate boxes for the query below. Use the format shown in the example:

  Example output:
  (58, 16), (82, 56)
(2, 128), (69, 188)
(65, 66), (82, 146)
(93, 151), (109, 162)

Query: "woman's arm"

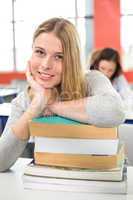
(11, 66), (50, 140)
(0, 67), (50, 172)
(113, 75), (133, 108)
(49, 98), (89, 123)
(49, 71), (125, 127)
(0, 88), (50, 172)
(0, 92), (29, 172)
(11, 92), (47, 140)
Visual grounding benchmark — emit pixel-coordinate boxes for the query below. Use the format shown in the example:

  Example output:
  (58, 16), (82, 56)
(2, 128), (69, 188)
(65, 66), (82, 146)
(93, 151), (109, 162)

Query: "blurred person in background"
(89, 47), (133, 111)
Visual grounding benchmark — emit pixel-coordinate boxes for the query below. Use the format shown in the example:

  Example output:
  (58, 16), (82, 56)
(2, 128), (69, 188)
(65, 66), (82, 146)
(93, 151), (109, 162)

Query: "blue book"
(32, 116), (84, 125)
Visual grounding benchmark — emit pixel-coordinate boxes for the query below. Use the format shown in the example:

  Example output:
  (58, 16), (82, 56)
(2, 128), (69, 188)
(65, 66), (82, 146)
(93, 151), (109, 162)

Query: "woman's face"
(98, 60), (116, 79)
(30, 32), (63, 89)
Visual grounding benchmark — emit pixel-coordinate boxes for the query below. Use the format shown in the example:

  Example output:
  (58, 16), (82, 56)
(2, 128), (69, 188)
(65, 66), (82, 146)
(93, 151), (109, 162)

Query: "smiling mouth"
(38, 71), (54, 80)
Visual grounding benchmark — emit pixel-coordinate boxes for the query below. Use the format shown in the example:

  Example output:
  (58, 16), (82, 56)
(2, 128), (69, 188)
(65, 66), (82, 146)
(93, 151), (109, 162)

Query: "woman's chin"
(37, 80), (53, 89)
(40, 84), (54, 89)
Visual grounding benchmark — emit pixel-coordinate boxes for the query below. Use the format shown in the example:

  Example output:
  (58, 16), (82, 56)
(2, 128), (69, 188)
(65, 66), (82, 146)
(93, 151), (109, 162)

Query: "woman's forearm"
(11, 110), (35, 140)
(11, 91), (49, 140)
(49, 98), (89, 123)
(49, 94), (125, 127)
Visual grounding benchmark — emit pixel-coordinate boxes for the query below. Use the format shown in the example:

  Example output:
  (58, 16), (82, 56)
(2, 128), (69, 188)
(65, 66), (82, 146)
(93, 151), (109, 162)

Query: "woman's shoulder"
(86, 69), (103, 75)
(86, 69), (107, 77)
(85, 69), (114, 95)
(85, 69), (110, 83)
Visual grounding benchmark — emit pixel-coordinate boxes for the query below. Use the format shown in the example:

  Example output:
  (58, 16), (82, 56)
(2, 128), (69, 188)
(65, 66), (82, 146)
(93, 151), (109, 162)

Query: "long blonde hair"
(33, 18), (88, 100)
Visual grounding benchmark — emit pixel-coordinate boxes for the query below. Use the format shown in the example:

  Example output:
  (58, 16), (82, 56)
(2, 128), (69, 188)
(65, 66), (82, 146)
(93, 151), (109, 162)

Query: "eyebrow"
(34, 46), (63, 55)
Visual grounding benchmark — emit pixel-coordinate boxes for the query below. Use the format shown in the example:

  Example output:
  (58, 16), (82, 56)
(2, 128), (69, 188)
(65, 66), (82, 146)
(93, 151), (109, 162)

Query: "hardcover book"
(29, 116), (118, 139)
(34, 142), (125, 169)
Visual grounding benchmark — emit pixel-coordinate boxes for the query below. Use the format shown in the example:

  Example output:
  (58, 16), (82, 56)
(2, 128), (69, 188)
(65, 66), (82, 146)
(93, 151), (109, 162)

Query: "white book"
(23, 171), (127, 194)
(35, 137), (119, 155)
(24, 162), (125, 181)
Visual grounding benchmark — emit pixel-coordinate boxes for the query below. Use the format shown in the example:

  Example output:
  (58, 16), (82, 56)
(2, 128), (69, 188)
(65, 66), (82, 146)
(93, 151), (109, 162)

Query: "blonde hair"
(33, 18), (87, 100)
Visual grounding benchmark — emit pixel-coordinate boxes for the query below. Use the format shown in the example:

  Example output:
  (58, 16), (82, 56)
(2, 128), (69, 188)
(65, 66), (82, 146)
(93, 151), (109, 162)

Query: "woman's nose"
(41, 57), (52, 70)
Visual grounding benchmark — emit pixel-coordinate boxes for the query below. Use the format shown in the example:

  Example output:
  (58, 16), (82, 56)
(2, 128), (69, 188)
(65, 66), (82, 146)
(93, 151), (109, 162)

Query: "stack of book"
(22, 116), (127, 194)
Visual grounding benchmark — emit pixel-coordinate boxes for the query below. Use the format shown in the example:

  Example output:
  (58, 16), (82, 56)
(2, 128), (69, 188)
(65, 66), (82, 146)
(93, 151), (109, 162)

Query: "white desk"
(0, 103), (11, 134)
(124, 111), (133, 124)
(0, 88), (18, 97)
(0, 88), (18, 103)
(126, 112), (133, 120)
(0, 103), (11, 116)
(0, 158), (133, 200)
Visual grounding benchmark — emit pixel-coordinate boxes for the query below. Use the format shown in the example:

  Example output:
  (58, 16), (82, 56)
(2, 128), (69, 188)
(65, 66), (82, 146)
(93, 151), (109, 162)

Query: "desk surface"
(124, 111), (133, 124)
(0, 103), (11, 116)
(0, 88), (18, 97)
(0, 158), (133, 200)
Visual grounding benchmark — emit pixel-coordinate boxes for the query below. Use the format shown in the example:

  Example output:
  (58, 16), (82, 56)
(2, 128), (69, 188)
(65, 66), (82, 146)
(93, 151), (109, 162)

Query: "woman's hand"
(26, 62), (49, 117)
(26, 61), (45, 93)
(43, 107), (54, 116)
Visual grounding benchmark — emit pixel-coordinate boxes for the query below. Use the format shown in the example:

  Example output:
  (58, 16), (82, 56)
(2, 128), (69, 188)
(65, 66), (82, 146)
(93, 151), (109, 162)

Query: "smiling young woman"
(30, 32), (63, 89)
(0, 18), (125, 172)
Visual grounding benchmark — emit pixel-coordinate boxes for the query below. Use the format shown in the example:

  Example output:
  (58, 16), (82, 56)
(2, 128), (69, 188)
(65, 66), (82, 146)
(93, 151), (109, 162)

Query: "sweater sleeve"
(85, 70), (125, 127)
(0, 92), (29, 172)
(113, 75), (133, 110)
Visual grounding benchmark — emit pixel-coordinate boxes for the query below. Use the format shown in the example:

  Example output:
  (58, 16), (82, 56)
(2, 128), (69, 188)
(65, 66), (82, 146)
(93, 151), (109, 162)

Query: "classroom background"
(0, 0), (133, 164)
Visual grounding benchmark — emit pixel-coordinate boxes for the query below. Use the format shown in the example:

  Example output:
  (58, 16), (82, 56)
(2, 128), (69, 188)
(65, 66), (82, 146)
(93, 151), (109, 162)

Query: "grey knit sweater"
(0, 70), (125, 171)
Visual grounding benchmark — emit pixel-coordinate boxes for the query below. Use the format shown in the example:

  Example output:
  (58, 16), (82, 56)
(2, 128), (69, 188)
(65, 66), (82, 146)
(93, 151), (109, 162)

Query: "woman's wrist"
(48, 101), (60, 114)
(25, 109), (36, 120)
(11, 111), (33, 140)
